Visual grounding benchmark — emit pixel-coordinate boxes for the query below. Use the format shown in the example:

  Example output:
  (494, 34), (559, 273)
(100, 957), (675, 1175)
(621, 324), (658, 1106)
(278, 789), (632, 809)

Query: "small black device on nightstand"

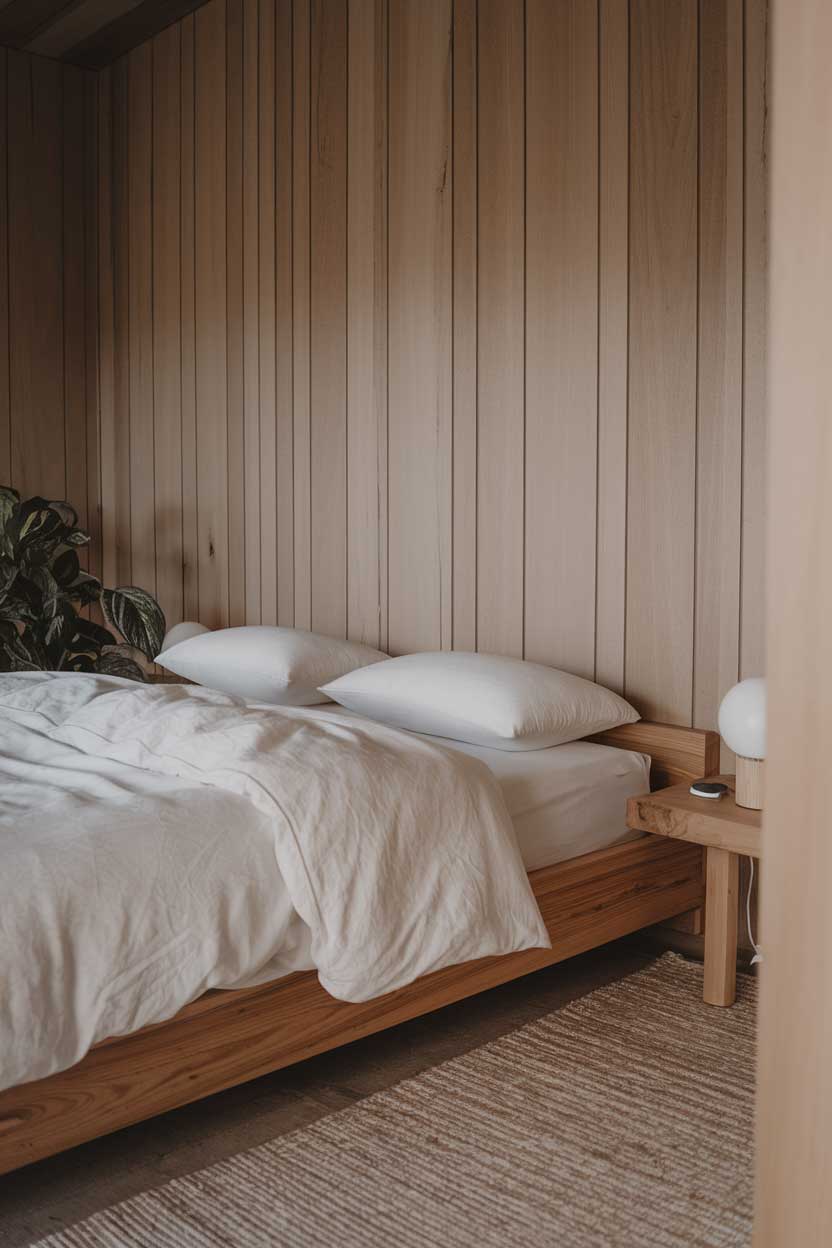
(689, 780), (730, 800)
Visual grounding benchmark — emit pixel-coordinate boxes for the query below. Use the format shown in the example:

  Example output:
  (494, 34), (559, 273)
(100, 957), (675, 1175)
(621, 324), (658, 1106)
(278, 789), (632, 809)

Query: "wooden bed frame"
(0, 720), (718, 1175)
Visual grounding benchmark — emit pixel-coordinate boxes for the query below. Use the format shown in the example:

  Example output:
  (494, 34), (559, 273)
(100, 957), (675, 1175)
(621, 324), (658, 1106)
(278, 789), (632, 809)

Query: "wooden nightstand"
(626, 775), (761, 1007)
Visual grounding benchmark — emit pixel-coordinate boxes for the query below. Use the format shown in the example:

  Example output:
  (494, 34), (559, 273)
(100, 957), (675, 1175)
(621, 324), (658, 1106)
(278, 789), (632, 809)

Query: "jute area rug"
(33, 953), (756, 1248)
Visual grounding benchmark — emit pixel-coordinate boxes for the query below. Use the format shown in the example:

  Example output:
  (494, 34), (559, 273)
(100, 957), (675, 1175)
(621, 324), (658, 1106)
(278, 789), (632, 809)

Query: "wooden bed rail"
(0, 719), (713, 1174)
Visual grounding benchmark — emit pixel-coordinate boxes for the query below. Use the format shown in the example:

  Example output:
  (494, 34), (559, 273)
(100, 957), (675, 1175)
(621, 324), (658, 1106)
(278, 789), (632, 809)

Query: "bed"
(0, 674), (717, 1174)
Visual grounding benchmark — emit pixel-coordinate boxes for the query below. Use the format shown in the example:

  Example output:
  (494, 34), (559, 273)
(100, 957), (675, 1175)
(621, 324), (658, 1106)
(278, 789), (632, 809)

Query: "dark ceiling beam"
(66, 0), (210, 68)
(0, 0), (83, 49)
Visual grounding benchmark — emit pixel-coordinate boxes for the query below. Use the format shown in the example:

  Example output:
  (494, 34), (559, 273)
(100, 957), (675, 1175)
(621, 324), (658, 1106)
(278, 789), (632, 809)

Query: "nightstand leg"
(703, 847), (739, 1006)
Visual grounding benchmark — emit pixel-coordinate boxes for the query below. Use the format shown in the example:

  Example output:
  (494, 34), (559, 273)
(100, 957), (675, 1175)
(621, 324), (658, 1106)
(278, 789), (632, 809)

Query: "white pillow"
(320, 651), (639, 750)
(157, 626), (387, 706)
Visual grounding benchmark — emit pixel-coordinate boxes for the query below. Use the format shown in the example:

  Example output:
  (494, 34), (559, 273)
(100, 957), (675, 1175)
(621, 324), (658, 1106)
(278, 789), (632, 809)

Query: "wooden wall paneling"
(242, 0), (260, 624)
(225, 0), (246, 628)
(63, 66), (90, 549)
(626, 0), (698, 722)
(180, 13), (199, 619)
(595, 0), (629, 694)
(292, 0), (312, 629)
(97, 68), (117, 585)
(387, 0), (452, 655)
(0, 49), (10, 487)
(740, 0), (767, 680)
(755, 3), (832, 1237)
(111, 58), (132, 584)
(7, 51), (65, 501)
(476, 0), (524, 660)
(258, 0), (278, 624)
(127, 42), (156, 596)
(347, 0), (386, 649)
(275, 0), (295, 626)
(310, 0), (347, 638)
(194, 0), (229, 628)
(451, 0), (477, 654)
(695, 0), (743, 759)
(525, 0), (599, 677)
(152, 21), (183, 628)
(84, 71), (101, 580)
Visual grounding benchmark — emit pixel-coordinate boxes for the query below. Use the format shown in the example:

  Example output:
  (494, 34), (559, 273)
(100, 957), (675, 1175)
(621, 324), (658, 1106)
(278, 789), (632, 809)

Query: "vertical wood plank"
(63, 67), (89, 539)
(293, 0), (312, 628)
(153, 22), (183, 628)
(194, 0), (229, 627)
(452, 0), (476, 653)
(0, 50), (8, 487)
(97, 67), (117, 586)
(111, 58), (132, 585)
(180, 14), (199, 619)
(242, 0), (260, 624)
(127, 42), (155, 595)
(347, 0), (387, 648)
(259, 0), (278, 624)
(477, 0), (524, 660)
(626, 0), (698, 722)
(388, 0), (452, 654)
(695, 0), (743, 749)
(525, 0), (598, 676)
(276, 0), (295, 626)
(226, 0), (246, 626)
(596, 0), (629, 694)
(8, 52), (65, 501)
(310, 0), (347, 638)
(84, 71), (101, 581)
(740, 0), (767, 680)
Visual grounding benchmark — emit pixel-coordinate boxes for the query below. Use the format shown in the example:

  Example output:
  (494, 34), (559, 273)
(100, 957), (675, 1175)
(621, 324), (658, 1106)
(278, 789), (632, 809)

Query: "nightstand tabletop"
(626, 774), (761, 858)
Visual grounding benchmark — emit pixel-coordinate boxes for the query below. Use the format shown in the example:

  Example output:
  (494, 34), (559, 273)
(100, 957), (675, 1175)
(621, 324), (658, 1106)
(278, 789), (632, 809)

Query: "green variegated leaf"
(68, 572), (102, 607)
(53, 548), (80, 587)
(101, 587), (166, 661)
(2, 628), (48, 672)
(97, 648), (148, 682)
(64, 527), (91, 548)
(48, 500), (78, 529)
(0, 556), (17, 600)
(71, 616), (117, 651)
(0, 487), (19, 538)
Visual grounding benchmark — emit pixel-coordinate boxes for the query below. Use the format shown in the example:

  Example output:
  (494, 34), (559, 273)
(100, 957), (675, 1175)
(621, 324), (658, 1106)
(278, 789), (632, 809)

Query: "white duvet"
(0, 673), (548, 1092)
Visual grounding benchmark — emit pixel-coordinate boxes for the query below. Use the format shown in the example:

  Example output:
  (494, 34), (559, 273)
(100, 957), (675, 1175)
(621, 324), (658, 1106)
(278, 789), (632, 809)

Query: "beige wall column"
(754, 1), (832, 1242)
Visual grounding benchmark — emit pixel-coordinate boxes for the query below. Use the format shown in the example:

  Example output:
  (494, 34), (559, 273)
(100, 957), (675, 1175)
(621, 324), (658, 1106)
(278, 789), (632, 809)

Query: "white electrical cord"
(746, 856), (763, 965)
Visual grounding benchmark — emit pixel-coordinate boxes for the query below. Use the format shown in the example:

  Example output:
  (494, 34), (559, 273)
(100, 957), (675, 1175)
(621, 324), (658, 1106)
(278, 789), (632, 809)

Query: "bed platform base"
(0, 721), (717, 1175)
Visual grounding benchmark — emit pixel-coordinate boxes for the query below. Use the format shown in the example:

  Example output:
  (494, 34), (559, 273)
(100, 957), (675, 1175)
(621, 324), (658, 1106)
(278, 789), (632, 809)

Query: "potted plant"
(0, 487), (165, 680)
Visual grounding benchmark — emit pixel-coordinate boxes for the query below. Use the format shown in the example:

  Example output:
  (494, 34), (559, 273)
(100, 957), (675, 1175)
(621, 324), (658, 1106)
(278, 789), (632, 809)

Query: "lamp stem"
(735, 756), (764, 810)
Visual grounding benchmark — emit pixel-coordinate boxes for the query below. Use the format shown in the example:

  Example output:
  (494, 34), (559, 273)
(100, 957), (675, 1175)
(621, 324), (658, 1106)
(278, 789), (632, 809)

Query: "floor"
(0, 939), (657, 1248)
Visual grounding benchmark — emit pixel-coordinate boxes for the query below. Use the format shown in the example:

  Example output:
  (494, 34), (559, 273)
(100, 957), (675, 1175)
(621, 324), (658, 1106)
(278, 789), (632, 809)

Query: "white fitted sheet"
(315, 707), (651, 871)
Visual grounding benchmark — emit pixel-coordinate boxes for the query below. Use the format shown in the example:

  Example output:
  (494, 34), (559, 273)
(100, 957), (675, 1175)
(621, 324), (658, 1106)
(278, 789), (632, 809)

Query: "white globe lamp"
(718, 677), (766, 810)
(158, 621), (210, 658)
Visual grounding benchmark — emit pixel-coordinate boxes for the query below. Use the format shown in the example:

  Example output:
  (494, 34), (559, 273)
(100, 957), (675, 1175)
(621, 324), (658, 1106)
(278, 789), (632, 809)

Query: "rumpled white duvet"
(0, 673), (548, 1092)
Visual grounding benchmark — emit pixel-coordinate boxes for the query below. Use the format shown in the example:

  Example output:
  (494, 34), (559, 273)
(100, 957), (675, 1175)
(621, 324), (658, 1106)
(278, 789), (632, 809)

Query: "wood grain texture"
(387, 0), (452, 654)
(703, 846), (739, 1006)
(626, 776), (761, 857)
(588, 721), (720, 790)
(8, 52), (65, 500)
(83, 0), (765, 734)
(740, 0), (768, 682)
(695, 0), (743, 765)
(347, 0), (387, 648)
(0, 830), (704, 1175)
(127, 41), (156, 596)
(525, 0), (598, 676)
(626, 0), (698, 723)
(225, 0), (246, 629)
(63, 65), (89, 545)
(595, 0), (629, 693)
(310, 0), (348, 638)
(755, 2), (832, 1233)
(292, 0), (312, 629)
(258, 0), (278, 625)
(0, 50), (9, 487)
(451, 0), (477, 653)
(194, 0), (229, 628)
(476, 0), (524, 659)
